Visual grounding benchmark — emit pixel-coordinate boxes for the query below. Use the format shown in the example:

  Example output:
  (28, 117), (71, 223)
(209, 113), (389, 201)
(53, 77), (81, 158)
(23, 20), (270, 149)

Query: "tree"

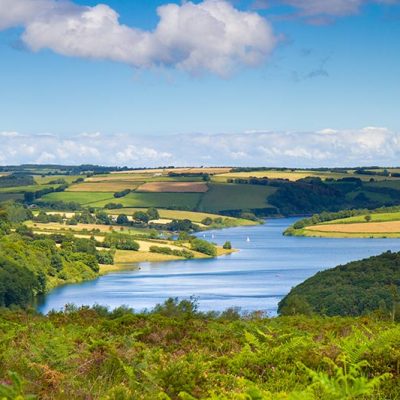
(147, 208), (160, 221)
(279, 295), (313, 316)
(133, 211), (149, 223)
(201, 217), (213, 226)
(365, 215), (372, 222)
(116, 214), (129, 225)
(223, 241), (232, 250)
(191, 238), (217, 256)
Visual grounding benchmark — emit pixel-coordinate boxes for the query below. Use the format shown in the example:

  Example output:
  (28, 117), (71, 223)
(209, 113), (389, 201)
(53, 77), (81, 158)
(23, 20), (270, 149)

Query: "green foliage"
(0, 305), (399, 399)
(149, 246), (194, 259)
(147, 207), (160, 220)
(96, 250), (115, 265)
(114, 189), (131, 198)
(0, 371), (36, 399)
(165, 219), (197, 232)
(222, 241), (232, 250)
(133, 211), (150, 223)
(190, 238), (217, 256)
(103, 232), (140, 251)
(279, 251), (400, 318)
(0, 174), (35, 188)
(116, 214), (129, 225)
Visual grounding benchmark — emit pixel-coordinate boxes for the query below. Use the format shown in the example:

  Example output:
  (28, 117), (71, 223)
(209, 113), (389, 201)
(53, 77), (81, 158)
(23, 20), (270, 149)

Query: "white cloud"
(0, 0), (276, 76)
(252, 0), (398, 21)
(0, 131), (21, 137)
(0, 127), (399, 167)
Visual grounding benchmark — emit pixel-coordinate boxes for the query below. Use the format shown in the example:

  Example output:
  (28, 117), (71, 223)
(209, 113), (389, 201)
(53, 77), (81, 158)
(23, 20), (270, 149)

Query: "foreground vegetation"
(0, 303), (399, 399)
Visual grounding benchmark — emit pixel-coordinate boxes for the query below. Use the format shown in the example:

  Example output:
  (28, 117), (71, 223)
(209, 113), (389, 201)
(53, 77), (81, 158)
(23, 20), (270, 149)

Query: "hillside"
(0, 305), (399, 399)
(285, 207), (400, 238)
(3, 165), (400, 218)
(278, 251), (400, 318)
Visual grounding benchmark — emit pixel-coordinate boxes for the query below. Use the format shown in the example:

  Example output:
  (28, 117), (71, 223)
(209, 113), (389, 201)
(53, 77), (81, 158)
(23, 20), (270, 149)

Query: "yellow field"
(111, 167), (232, 175)
(306, 220), (400, 236)
(26, 221), (138, 234)
(109, 208), (256, 225)
(214, 170), (349, 182)
(85, 174), (152, 182)
(137, 181), (208, 193)
(68, 181), (141, 192)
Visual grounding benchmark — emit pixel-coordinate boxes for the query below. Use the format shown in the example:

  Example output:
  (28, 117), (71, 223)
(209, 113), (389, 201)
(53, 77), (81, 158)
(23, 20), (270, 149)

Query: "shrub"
(191, 238), (217, 256)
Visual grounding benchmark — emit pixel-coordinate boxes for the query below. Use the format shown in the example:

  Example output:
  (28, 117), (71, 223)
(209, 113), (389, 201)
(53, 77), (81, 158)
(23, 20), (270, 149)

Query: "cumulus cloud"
(0, 0), (276, 76)
(0, 127), (399, 167)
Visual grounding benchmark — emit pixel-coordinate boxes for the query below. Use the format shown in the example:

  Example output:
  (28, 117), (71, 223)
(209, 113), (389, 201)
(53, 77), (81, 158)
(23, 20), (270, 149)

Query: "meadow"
(90, 192), (203, 209)
(40, 191), (116, 205)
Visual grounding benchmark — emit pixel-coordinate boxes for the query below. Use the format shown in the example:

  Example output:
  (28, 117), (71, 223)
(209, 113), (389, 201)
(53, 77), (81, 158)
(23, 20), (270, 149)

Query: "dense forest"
(279, 251), (400, 319)
(0, 303), (399, 399)
(0, 203), (115, 308)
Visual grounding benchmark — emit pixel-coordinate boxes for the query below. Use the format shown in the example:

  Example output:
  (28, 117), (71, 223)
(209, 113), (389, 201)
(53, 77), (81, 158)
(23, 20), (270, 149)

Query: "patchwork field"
(214, 169), (400, 182)
(214, 170), (349, 182)
(198, 183), (276, 213)
(137, 181), (208, 193)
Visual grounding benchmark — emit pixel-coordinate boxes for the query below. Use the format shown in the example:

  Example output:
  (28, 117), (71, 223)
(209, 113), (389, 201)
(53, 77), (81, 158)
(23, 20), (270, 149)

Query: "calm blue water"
(37, 218), (400, 315)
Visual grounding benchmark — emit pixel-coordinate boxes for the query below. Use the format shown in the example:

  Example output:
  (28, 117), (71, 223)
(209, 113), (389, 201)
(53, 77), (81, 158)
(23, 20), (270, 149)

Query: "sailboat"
(246, 236), (250, 242)
(211, 234), (215, 239)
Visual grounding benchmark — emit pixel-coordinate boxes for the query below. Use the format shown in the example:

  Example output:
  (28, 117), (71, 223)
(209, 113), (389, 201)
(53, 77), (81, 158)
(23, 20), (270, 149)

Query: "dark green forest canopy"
(279, 251), (400, 318)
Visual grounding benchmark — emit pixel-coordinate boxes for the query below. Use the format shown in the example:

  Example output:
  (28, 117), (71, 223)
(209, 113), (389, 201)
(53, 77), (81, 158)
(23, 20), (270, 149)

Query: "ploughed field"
(137, 181), (209, 192)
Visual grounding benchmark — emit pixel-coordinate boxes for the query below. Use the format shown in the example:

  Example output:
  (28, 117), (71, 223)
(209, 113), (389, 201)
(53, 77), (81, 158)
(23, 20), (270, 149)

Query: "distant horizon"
(2, 164), (400, 170)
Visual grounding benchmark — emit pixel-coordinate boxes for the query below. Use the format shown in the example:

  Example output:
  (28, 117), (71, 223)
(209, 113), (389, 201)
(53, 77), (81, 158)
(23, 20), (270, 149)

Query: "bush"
(96, 250), (114, 265)
(114, 189), (131, 198)
(223, 241), (232, 250)
(104, 203), (123, 209)
(103, 233), (140, 251)
(191, 238), (217, 256)
(149, 246), (194, 259)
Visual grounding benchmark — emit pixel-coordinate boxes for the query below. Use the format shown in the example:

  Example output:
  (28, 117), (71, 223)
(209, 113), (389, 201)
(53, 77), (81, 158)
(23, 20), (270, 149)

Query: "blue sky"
(0, 0), (399, 166)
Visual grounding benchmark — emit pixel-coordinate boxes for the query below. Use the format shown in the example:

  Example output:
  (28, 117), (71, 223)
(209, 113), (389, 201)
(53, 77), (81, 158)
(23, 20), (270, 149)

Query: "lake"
(37, 217), (400, 315)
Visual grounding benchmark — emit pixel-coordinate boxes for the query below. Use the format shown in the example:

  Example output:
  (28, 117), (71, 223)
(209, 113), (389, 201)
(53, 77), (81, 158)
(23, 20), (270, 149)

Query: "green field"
(0, 184), (56, 193)
(40, 191), (115, 205)
(197, 183), (276, 213)
(0, 192), (24, 202)
(34, 175), (82, 185)
(90, 192), (202, 209)
(345, 190), (394, 203)
(321, 211), (400, 225)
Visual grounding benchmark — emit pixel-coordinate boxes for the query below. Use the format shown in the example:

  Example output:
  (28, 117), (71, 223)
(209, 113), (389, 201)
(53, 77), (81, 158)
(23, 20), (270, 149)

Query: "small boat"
(212, 234), (215, 239)
(246, 237), (250, 242)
